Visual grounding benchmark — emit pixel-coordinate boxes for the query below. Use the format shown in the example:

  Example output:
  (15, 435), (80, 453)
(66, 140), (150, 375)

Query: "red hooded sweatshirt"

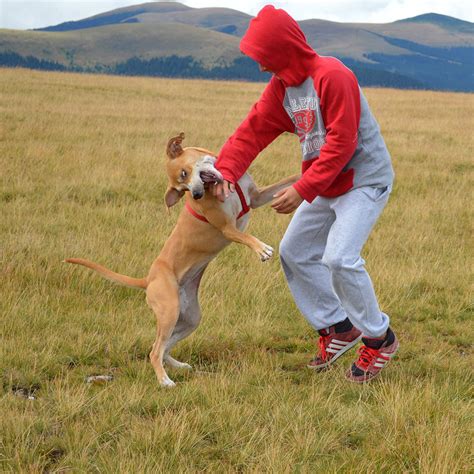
(215, 5), (377, 202)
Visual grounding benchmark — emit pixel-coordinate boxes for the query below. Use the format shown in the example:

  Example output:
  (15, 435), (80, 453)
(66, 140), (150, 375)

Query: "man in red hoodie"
(214, 5), (398, 382)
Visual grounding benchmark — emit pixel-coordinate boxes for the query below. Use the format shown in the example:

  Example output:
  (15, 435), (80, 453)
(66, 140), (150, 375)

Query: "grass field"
(1, 68), (473, 472)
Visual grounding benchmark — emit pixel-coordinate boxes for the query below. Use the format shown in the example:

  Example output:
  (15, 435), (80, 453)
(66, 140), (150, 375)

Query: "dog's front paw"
(256, 242), (274, 262)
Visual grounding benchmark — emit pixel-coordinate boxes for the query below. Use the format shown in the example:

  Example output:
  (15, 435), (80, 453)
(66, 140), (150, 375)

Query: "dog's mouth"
(199, 170), (223, 185)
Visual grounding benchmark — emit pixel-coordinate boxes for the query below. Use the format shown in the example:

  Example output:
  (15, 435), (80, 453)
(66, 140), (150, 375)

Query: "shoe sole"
(345, 340), (399, 383)
(307, 335), (362, 370)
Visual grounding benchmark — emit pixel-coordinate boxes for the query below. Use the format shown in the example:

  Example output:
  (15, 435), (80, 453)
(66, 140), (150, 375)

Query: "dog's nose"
(192, 190), (204, 200)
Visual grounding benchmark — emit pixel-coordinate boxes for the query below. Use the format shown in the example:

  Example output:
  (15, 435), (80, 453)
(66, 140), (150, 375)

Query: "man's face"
(241, 52), (279, 78)
(259, 64), (272, 73)
(259, 63), (281, 79)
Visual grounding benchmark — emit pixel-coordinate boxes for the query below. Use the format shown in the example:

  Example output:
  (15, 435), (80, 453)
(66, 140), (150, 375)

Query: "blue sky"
(1, 0), (473, 30)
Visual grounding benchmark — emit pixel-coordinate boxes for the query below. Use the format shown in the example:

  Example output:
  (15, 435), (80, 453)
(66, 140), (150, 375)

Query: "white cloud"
(1, 0), (473, 30)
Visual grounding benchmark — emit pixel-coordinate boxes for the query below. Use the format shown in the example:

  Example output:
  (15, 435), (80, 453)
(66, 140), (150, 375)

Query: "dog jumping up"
(65, 133), (299, 387)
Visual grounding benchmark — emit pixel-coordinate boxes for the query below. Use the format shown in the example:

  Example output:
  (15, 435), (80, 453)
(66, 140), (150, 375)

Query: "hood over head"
(240, 5), (318, 86)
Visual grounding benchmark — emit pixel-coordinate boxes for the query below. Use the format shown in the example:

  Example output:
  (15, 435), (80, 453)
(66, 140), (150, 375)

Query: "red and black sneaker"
(346, 328), (399, 383)
(307, 318), (362, 370)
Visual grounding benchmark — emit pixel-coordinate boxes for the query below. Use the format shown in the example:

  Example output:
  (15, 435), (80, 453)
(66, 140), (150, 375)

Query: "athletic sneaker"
(346, 328), (399, 383)
(307, 319), (362, 370)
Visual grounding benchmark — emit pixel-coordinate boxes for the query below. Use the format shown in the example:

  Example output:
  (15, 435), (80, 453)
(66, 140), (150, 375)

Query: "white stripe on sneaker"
(307, 334), (362, 371)
(328, 343), (345, 350)
(332, 339), (349, 345)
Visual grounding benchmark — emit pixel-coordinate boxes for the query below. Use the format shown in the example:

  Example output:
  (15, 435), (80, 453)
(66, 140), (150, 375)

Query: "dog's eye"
(181, 170), (187, 179)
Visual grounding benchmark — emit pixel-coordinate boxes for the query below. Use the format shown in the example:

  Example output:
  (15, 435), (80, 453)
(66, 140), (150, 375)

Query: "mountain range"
(1, 1), (473, 91)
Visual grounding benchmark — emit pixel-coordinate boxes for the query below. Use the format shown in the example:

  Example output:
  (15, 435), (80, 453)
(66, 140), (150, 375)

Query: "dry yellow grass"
(1, 68), (473, 472)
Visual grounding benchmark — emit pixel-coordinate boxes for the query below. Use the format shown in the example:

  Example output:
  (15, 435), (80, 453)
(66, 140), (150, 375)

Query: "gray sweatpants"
(279, 185), (391, 338)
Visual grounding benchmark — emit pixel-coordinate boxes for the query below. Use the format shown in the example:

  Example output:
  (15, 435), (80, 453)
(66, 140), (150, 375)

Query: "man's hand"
(271, 186), (303, 214)
(212, 180), (235, 202)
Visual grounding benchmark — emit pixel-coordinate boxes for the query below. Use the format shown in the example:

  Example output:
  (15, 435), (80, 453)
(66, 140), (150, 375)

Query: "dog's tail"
(64, 258), (147, 290)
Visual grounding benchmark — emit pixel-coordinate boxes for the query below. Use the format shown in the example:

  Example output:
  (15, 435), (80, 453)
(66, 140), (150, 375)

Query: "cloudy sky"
(1, 0), (473, 30)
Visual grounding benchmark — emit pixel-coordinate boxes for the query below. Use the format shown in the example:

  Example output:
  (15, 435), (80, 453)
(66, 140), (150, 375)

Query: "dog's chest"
(222, 174), (253, 231)
(236, 213), (250, 231)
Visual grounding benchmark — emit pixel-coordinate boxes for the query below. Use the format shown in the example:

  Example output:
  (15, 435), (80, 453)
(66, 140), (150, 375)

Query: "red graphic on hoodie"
(294, 110), (315, 133)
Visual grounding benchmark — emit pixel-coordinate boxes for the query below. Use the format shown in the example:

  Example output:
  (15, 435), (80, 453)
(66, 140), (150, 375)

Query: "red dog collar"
(185, 182), (250, 223)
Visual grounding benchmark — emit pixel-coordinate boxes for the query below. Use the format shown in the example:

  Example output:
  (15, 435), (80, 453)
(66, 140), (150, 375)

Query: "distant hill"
(37, 2), (252, 36)
(0, 2), (472, 91)
(397, 12), (474, 33)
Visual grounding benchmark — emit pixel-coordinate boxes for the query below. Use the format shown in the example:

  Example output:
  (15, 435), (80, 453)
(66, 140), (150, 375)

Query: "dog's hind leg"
(146, 271), (180, 388)
(164, 310), (200, 370)
(249, 174), (300, 208)
(164, 268), (206, 370)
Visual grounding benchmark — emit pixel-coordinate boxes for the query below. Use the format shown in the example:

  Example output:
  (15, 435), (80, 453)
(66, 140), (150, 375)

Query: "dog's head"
(164, 132), (223, 208)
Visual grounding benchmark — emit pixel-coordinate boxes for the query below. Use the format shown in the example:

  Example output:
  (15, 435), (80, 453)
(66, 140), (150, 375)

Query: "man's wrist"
(293, 180), (316, 203)
(292, 184), (304, 200)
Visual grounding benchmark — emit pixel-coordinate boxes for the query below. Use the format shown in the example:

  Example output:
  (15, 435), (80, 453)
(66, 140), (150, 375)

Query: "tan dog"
(66, 133), (299, 387)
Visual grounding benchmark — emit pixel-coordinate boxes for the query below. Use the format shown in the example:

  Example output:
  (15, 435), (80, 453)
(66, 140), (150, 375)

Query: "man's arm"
(293, 69), (361, 203)
(214, 76), (294, 200)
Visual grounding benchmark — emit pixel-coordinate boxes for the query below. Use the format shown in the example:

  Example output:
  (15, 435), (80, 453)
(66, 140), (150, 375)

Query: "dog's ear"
(164, 187), (185, 209)
(166, 132), (185, 159)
